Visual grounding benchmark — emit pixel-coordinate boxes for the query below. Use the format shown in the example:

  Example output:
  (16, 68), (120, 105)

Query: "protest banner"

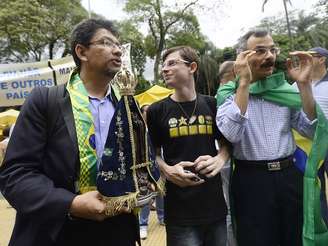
(0, 44), (131, 107)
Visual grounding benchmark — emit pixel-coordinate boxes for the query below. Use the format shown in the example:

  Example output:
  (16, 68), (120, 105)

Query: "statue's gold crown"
(111, 68), (137, 95)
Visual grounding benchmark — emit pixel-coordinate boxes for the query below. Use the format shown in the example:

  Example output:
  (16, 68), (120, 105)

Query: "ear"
(319, 56), (326, 65)
(75, 44), (88, 62)
(190, 62), (198, 74)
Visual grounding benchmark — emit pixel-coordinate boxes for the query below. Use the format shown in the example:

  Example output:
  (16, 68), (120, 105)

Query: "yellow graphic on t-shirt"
(189, 115), (197, 124)
(170, 128), (179, 137)
(198, 115), (205, 124)
(205, 115), (213, 124)
(189, 125), (198, 135)
(179, 126), (188, 136)
(207, 125), (213, 134)
(169, 115), (213, 138)
(178, 116), (188, 126)
(169, 117), (179, 137)
(198, 125), (207, 134)
(169, 118), (178, 127)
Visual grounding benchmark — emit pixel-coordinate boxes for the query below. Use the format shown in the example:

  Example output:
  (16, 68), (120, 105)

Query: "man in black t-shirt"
(147, 46), (229, 246)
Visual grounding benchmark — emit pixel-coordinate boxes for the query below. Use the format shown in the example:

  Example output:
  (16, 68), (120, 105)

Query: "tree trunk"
(283, 0), (294, 50)
(49, 42), (54, 60)
(153, 32), (165, 83)
(153, 53), (161, 83)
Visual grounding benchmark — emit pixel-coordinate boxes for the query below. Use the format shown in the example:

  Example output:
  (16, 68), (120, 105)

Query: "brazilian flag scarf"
(66, 70), (120, 194)
(217, 72), (328, 246)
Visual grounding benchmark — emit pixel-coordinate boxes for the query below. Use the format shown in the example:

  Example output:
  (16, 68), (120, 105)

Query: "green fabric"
(66, 70), (121, 193)
(216, 72), (328, 245)
(67, 72), (97, 192)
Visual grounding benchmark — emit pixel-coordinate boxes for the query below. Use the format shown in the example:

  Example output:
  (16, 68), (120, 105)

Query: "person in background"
(218, 61), (235, 85)
(292, 46), (328, 226)
(139, 104), (165, 240)
(217, 61), (237, 246)
(147, 46), (229, 246)
(0, 124), (15, 163)
(308, 47), (328, 225)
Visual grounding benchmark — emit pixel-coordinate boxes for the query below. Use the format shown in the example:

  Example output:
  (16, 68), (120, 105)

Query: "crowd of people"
(0, 17), (328, 246)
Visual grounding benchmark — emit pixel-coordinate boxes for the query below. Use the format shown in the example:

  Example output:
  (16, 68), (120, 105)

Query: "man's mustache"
(261, 60), (275, 68)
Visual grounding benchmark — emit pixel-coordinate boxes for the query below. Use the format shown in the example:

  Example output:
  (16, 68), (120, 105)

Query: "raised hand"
(287, 51), (313, 85)
(234, 50), (256, 84)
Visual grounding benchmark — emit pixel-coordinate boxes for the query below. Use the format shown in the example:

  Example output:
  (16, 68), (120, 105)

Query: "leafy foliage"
(197, 54), (219, 96)
(0, 0), (88, 63)
(124, 0), (203, 82)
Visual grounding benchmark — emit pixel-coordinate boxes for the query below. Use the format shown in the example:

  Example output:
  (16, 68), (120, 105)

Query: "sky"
(81, 0), (319, 80)
(82, 0), (319, 48)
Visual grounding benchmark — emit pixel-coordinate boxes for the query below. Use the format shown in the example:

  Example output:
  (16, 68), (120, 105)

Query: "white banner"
(0, 44), (132, 107)
(0, 56), (75, 107)
(49, 56), (76, 86)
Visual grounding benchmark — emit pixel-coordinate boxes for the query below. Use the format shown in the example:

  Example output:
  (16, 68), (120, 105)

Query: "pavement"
(0, 198), (165, 246)
(0, 199), (15, 246)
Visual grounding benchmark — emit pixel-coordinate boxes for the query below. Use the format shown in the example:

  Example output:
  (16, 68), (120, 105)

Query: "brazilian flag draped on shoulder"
(216, 72), (328, 246)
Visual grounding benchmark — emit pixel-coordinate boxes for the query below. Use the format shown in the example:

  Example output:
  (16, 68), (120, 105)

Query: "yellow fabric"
(0, 109), (19, 136)
(0, 109), (19, 126)
(293, 130), (312, 155)
(135, 85), (173, 107)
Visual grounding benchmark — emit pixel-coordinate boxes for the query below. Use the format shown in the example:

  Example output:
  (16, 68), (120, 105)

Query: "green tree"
(197, 54), (218, 96)
(316, 0), (328, 21)
(254, 8), (328, 80)
(258, 9), (326, 49)
(165, 12), (206, 51)
(0, 0), (88, 63)
(312, 0), (328, 47)
(262, 0), (294, 49)
(135, 76), (152, 94)
(124, 0), (201, 82)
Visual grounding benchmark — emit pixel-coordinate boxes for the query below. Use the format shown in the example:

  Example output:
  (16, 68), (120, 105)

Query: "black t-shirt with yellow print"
(147, 94), (227, 226)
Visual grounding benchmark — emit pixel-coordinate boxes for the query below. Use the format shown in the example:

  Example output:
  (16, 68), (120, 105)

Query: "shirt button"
(101, 120), (105, 124)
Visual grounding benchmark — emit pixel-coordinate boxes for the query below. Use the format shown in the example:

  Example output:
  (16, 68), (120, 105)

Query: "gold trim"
(130, 161), (152, 169)
(124, 96), (139, 193)
(101, 193), (138, 216)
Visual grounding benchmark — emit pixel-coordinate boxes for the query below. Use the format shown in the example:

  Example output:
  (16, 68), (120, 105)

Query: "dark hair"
(70, 18), (118, 70)
(162, 46), (200, 81)
(2, 126), (10, 138)
(237, 29), (270, 53)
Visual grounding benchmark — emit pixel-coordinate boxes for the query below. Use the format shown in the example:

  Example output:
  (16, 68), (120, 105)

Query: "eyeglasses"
(88, 38), (123, 50)
(252, 47), (281, 56)
(161, 59), (191, 69)
(309, 53), (322, 58)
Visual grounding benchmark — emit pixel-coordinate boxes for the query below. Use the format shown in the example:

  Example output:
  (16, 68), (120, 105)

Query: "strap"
(47, 84), (65, 137)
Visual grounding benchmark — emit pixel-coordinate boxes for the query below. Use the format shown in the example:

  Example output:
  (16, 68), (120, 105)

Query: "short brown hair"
(162, 46), (200, 81)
